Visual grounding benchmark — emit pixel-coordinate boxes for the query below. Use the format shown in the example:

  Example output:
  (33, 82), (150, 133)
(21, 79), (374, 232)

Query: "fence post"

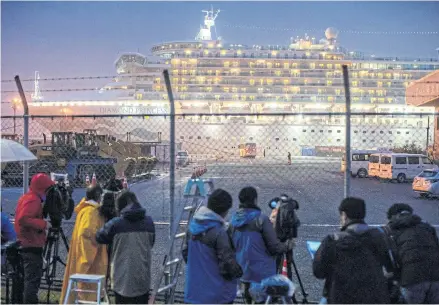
(163, 70), (176, 261)
(15, 76), (30, 193)
(342, 65), (351, 198)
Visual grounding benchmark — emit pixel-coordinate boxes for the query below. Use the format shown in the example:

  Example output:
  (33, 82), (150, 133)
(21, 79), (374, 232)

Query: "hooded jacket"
(388, 213), (439, 286)
(313, 221), (391, 304)
(96, 201), (155, 297)
(231, 207), (289, 283)
(14, 173), (54, 248)
(60, 198), (108, 304)
(183, 206), (242, 304)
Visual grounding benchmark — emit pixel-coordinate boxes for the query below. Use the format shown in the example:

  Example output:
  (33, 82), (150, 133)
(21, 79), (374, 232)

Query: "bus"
(239, 143), (257, 158)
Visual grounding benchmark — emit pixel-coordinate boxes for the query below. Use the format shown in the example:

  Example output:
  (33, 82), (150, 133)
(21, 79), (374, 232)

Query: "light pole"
(11, 98), (19, 134)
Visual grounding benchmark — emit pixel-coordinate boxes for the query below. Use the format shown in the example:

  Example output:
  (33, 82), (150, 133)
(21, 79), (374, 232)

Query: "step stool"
(63, 274), (110, 304)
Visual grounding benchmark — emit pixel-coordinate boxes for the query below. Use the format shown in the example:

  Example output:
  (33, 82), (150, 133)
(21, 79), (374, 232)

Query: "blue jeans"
(401, 281), (439, 304)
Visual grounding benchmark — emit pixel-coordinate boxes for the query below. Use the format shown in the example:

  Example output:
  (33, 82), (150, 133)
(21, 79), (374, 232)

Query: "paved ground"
(1, 157), (438, 303)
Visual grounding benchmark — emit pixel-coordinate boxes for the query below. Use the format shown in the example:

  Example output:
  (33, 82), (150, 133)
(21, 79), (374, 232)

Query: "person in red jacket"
(15, 173), (54, 304)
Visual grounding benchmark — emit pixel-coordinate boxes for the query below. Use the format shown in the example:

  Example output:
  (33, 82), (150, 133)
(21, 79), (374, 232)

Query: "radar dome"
(325, 27), (339, 40)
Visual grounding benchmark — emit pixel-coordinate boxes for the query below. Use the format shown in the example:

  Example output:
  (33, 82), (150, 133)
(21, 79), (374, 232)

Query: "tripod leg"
(291, 255), (308, 304)
(60, 227), (70, 252)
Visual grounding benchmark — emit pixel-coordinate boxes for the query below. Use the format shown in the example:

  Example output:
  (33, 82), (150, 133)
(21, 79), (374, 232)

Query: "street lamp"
(11, 98), (20, 134)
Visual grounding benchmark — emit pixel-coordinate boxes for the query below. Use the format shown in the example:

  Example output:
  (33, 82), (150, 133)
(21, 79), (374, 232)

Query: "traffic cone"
(122, 176), (128, 189)
(85, 174), (90, 186)
(282, 259), (288, 277)
(91, 173), (97, 186)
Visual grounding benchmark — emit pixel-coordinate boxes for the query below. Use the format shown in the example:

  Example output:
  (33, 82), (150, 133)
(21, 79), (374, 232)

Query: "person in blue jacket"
(1, 211), (17, 266)
(183, 189), (243, 304)
(231, 187), (293, 304)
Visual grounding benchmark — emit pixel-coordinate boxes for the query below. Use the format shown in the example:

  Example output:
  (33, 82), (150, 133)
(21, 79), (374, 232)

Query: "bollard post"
(15, 76), (30, 193)
(342, 65), (351, 198)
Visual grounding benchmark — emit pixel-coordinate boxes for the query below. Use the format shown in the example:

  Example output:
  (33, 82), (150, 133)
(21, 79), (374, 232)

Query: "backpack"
(275, 199), (301, 241)
(329, 230), (389, 304)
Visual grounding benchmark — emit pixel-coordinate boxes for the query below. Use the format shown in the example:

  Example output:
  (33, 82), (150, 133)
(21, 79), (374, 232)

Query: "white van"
(377, 153), (437, 183)
(341, 150), (378, 178)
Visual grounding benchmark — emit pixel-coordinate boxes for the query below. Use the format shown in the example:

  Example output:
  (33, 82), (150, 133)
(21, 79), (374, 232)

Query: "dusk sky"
(1, 1), (439, 113)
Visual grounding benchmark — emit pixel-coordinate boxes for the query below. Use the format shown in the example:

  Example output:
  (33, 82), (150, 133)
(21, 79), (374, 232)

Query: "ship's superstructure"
(27, 8), (439, 156)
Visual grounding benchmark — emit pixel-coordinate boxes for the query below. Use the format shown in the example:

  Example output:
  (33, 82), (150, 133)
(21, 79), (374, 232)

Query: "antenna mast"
(31, 71), (43, 102)
(195, 7), (220, 41)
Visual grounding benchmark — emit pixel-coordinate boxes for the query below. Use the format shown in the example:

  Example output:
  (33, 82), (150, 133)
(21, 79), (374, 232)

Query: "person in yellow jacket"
(60, 185), (108, 304)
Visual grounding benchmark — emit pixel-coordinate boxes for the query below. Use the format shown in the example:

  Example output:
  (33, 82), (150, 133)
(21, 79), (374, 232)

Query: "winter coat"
(231, 207), (289, 283)
(313, 221), (391, 304)
(183, 206), (242, 304)
(1, 212), (17, 265)
(14, 174), (54, 248)
(60, 199), (108, 304)
(387, 213), (439, 287)
(96, 201), (155, 297)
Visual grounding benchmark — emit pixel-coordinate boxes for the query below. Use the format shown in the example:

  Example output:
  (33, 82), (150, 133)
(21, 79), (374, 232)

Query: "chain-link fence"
(1, 112), (438, 303)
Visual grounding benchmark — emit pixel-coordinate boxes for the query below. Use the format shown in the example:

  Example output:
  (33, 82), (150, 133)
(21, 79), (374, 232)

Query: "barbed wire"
(0, 87), (438, 99)
(221, 23), (439, 35)
(2, 73), (439, 84)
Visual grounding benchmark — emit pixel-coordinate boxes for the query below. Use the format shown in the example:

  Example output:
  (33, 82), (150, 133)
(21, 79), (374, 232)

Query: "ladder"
(149, 178), (215, 304)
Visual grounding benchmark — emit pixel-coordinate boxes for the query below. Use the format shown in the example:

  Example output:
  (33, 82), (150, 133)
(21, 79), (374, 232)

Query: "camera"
(43, 173), (74, 228)
(268, 194), (301, 240)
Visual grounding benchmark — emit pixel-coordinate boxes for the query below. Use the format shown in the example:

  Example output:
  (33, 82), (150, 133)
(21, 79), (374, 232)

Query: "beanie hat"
(339, 197), (366, 220)
(207, 189), (233, 215)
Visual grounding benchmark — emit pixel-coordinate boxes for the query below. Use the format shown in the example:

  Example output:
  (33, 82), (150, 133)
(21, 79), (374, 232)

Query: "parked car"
(176, 150), (190, 167)
(413, 169), (439, 198)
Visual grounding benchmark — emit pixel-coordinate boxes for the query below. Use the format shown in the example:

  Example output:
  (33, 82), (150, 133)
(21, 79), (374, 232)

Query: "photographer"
(14, 173), (54, 304)
(231, 187), (293, 304)
(60, 185), (108, 304)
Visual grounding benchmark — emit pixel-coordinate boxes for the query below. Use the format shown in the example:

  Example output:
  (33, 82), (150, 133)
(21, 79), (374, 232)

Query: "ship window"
(293, 138), (297, 141)
(197, 136), (201, 140)
(206, 137), (210, 140)
(363, 131), (367, 134)
(354, 130), (358, 133)
(406, 131), (409, 135)
(311, 130), (315, 133)
(249, 137), (254, 141)
(388, 140), (393, 143)
(180, 136), (184, 140)
(380, 131), (384, 134)
(363, 139), (366, 143)
(389, 131), (393, 134)
(302, 129), (306, 133)
(328, 130), (333, 133)
(320, 130), (323, 133)
(397, 131), (401, 134)
(275, 137), (279, 141)
(337, 130), (341, 133)
(189, 136), (193, 140)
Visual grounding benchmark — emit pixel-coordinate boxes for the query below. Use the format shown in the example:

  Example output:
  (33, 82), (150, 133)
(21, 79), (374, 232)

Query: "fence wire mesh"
(1, 112), (438, 304)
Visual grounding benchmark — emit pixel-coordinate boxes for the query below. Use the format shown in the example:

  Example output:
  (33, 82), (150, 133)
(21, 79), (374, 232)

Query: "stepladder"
(149, 178), (215, 304)
(63, 274), (110, 304)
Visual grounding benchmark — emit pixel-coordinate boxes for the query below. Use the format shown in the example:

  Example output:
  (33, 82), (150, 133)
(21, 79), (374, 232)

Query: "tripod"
(277, 250), (309, 304)
(42, 226), (70, 303)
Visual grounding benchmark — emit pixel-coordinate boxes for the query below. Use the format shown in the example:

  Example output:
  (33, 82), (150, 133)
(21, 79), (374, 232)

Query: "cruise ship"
(28, 8), (439, 157)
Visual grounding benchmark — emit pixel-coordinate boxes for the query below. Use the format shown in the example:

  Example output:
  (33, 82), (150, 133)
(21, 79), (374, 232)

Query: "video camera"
(268, 194), (299, 211)
(268, 194), (300, 240)
(43, 173), (74, 228)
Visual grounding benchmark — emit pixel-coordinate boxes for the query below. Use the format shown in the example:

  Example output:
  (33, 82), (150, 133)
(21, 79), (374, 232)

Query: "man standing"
(183, 189), (242, 304)
(231, 187), (293, 304)
(96, 191), (155, 304)
(15, 173), (54, 304)
(313, 197), (391, 304)
(287, 152), (291, 165)
(385, 203), (439, 304)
